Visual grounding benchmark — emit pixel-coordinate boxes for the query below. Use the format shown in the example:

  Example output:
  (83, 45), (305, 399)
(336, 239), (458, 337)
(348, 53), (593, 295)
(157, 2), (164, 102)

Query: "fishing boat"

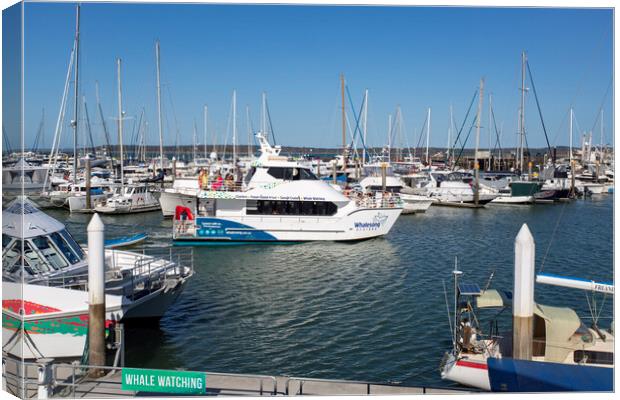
(2, 197), (193, 321)
(489, 181), (542, 205)
(439, 224), (613, 392)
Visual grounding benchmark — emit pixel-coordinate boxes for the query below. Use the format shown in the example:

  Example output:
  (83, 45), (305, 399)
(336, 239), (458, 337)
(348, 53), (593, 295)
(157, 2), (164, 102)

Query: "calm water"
(48, 194), (614, 387)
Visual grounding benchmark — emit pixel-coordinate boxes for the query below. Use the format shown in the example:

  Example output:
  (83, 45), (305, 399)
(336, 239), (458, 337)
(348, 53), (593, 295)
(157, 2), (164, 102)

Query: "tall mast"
(340, 74), (346, 158)
(203, 105), (208, 158)
(488, 93), (492, 171)
(192, 120), (197, 162)
(116, 57), (125, 189)
(425, 107), (431, 166)
(387, 114), (392, 163)
(362, 89), (368, 165)
(519, 51), (526, 172)
(474, 78), (485, 205)
(246, 105), (252, 157)
(155, 40), (164, 171)
(261, 92), (266, 135)
(600, 109), (604, 157)
(569, 107), (573, 164)
(447, 104), (453, 165)
(232, 89), (237, 171)
(72, 3), (80, 183)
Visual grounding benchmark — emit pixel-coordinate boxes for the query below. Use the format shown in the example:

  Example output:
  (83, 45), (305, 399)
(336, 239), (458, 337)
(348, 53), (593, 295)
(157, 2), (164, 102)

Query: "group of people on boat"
(198, 169), (240, 191)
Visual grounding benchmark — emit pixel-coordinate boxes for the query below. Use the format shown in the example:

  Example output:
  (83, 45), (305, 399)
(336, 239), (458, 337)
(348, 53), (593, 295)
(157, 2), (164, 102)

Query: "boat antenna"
(483, 268), (495, 292)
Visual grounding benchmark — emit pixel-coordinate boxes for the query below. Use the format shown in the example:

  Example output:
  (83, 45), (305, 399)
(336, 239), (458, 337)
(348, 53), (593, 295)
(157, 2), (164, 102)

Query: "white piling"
(87, 213), (106, 376)
(513, 223), (535, 360)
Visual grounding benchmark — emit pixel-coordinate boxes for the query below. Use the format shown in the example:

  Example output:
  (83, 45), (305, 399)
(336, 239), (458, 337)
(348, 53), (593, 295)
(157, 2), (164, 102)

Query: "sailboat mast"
(474, 78), (485, 206)
(72, 4), (80, 183)
(246, 105), (251, 157)
(261, 92), (266, 134)
(232, 90), (237, 171)
(488, 93), (492, 171)
(155, 40), (164, 171)
(448, 104), (454, 165)
(362, 89), (368, 165)
(116, 58), (125, 189)
(193, 120), (197, 162)
(519, 51), (526, 172)
(425, 107), (431, 166)
(341, 74), (346, 156)
(569, 107), (573, 164)
(203, 105), (208, 158)
(388, 114), (392, 163)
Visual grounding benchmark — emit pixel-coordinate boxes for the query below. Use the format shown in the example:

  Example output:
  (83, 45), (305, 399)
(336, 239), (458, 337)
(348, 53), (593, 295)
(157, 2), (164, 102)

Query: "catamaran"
(167, 133), (403, 243)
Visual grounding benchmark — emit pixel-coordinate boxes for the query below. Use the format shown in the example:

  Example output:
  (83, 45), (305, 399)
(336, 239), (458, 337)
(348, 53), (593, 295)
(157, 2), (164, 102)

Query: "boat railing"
(2, 356), (41, 399)
(353, 192), (403, 209)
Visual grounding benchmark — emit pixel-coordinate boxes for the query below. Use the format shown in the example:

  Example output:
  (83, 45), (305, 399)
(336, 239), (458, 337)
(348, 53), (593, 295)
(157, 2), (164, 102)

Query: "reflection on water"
(46, 195), (613, 387)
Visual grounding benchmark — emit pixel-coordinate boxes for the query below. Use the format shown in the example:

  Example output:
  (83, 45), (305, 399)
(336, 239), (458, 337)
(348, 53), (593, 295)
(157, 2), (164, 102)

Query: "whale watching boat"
(168, 133), (403, 243)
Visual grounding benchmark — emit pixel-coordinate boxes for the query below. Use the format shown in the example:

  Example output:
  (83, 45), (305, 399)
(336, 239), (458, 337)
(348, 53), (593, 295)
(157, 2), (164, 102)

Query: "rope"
(442, 279), (454, 347)
(538, 200), (568, 273)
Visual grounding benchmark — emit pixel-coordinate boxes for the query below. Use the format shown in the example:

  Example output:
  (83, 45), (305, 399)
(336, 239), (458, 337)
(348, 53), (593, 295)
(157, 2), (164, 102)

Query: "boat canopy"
(2, 197), (65, 239)
(476, 289), (504, 308)
(534, 303), (589, 363)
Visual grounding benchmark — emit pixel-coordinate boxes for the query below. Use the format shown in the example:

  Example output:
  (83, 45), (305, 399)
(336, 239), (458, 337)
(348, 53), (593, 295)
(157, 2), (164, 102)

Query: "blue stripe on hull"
(487, 357), (613, 392)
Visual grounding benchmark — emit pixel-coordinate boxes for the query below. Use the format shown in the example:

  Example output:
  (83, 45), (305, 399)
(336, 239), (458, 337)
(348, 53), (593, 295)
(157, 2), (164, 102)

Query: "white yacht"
(167, 133), (403, 243)
(416, 171), (498, 205)
(359, 164), (433, 214)
(95, 182), (161, 214)
(42, 178), (118, 212)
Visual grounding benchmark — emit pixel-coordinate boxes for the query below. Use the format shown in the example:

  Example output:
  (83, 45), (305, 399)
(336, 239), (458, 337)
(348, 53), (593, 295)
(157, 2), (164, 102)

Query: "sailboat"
(94, 58), (160, 214)
(439, 224), (613, 391)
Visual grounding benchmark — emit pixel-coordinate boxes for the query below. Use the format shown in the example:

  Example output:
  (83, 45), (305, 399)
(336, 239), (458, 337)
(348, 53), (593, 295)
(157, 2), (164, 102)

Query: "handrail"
(51, 364), (278, 396)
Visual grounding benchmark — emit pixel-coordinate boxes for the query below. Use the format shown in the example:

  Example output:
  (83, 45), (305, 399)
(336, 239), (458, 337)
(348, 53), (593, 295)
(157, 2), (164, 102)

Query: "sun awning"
(534, 303), (585, 363)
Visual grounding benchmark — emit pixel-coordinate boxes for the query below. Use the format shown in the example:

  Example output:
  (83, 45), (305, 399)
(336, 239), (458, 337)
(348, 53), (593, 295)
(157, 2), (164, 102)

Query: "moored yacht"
(94, 182), (161, 214)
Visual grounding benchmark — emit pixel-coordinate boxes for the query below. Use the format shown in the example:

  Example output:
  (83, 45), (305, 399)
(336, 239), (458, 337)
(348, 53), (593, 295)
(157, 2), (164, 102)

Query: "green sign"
(121, 368), (206, 394)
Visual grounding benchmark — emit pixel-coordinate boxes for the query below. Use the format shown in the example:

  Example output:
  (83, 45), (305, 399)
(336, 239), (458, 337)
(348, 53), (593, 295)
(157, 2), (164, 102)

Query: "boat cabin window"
(574, 350), (613, 365)
(244, 167), (256, 185)
(31, 236), (69, 270)
(2, 234), (12, 249)
(267, 167), (318, 181)
(247, 200), (337, 216)
(49, 231), (81, 264)
(367, 185), (401, 193)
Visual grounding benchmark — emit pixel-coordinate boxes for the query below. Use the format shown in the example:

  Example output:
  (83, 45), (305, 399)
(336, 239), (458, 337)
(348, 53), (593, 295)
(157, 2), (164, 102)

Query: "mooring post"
(513, 223), (535, 360)
(36, 358), (54, 399)
(332, 160), (337, 184)
(85, 156), (92, 210)
(172, 157), (177, 183)
(381, 162), (387, 192)
(88, 213), (106, 377)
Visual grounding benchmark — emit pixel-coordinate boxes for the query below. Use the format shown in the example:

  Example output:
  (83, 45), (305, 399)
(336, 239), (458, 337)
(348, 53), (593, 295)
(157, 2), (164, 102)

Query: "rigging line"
(588, 78), (612, 134)
(526, 60), (552, 157)
(345, 85), (369, 153)
(538, 200), (568, 273)
(413, 112), (428, 158)
(442, 279), (455, 347)
(595, 293), (608, 325)
(453, 115), (477, 168)
(450, 90), (478, 159)
(265, 99), (276, 146)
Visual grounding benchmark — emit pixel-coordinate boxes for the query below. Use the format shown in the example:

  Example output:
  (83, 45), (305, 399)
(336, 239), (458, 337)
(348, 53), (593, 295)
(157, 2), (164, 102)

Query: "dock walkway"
(3, 358), (472, 397)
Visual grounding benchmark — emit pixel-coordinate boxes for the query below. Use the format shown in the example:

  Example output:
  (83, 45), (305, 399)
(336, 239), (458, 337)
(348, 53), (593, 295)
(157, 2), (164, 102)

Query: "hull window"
(247, 200), (336, 216)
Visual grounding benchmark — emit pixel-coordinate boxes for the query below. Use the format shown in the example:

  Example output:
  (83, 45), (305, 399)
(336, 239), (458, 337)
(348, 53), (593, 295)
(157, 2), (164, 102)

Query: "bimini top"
(2, 197), (66, 239)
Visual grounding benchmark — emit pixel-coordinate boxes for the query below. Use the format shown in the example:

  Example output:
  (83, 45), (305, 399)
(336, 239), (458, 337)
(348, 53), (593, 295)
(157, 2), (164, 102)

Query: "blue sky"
(19, 3), (613, 151)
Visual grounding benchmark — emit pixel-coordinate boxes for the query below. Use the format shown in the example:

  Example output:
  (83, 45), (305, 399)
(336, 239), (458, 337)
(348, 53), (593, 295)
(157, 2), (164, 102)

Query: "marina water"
(47, 195), (613, 388)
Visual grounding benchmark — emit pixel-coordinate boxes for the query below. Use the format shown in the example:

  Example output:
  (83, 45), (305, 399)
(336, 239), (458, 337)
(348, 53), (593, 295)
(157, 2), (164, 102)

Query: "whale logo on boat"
(354, 212), (389, 230)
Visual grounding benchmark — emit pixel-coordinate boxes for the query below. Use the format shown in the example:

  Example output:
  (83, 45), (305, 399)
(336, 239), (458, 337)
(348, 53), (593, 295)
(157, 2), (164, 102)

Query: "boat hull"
(173, 207), (403, 243)
(487, 357), (613, 392)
